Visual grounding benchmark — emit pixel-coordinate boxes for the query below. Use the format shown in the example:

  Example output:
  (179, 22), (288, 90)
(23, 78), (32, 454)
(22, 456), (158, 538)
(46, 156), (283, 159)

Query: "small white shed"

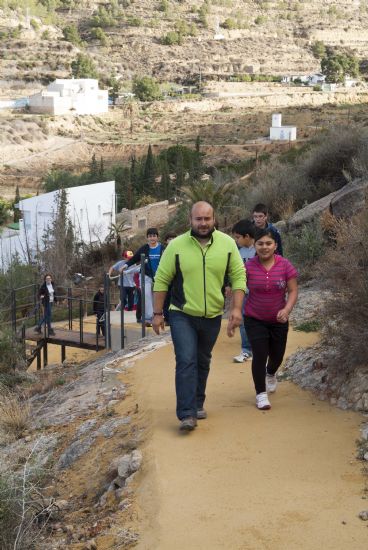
(269, 113), (297, 141)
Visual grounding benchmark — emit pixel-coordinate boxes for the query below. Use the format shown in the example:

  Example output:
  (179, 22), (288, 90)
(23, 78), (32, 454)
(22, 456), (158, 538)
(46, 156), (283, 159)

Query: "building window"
(138, 218), (146, 229)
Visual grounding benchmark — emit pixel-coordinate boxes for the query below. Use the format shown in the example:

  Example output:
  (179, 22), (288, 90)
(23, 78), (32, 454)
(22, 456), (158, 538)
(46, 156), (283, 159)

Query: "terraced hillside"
(1, 1), (368, 90)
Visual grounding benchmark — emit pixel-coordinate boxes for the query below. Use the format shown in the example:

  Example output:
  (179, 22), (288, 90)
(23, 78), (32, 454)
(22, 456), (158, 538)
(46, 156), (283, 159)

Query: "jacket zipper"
(201, 245), (212, 317)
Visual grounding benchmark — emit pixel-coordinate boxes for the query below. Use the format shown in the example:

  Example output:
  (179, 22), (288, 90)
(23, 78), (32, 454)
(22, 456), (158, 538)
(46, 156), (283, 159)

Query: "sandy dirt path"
(132, 325), (367, 550)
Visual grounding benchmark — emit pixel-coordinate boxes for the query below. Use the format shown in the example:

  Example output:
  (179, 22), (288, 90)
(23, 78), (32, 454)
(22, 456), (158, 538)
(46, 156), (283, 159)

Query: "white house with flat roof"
(0, 181), (115, 270)
(29, 78), (108, 116)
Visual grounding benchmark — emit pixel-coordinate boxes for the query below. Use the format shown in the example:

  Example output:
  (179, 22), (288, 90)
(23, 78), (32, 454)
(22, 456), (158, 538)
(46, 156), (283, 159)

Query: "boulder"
(330, 178), (368, 219)
(287, 192), (335, 230)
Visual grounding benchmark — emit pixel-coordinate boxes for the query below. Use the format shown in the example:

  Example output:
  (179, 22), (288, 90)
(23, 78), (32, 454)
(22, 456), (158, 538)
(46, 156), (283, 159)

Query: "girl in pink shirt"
(244, 228), (298, 410)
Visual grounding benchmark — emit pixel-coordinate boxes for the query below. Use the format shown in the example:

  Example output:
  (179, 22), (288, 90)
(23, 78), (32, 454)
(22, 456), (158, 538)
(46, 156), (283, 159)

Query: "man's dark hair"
(146, 227), (159, 237)
(252, 203), (268, 215)
(254, 227), (277, 243)
(232, 219), (255, 238)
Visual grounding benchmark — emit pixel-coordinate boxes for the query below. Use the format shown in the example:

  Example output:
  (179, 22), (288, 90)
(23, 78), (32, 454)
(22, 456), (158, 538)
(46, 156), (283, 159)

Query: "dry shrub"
(318, 209), (368, 370)
(246, 126), (368, 222)
(0, 385), (30, 440)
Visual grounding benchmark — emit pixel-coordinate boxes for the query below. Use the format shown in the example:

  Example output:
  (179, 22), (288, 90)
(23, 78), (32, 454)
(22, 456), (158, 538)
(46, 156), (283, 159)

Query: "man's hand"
(227, 307), (243, 337)
(152, 313), (165, 335)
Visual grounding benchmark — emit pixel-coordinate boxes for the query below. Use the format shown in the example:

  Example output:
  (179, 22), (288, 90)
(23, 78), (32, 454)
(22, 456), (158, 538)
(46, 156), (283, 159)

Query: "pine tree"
(193, 135), (203, 180)
(160, 152), (171, 200)
(98, 156), (105, 180)
(129, 155), (138, 207)
(13, 185), (21, 223)
(142, 145), (156, 196)
(41, 188), (74, 283)
(175, 146), (185, 197)
(89, 153), (99, 182)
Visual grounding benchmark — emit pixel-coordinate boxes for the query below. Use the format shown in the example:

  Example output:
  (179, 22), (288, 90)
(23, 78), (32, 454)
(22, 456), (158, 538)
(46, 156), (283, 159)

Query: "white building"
(29, 78), (108, 116)
(269, 113), (297, 141)
(0, 181), (115, 270)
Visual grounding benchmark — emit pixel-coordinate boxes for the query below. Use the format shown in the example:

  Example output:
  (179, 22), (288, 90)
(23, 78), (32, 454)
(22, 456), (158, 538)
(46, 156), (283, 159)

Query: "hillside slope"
(1, 1), (368, 89)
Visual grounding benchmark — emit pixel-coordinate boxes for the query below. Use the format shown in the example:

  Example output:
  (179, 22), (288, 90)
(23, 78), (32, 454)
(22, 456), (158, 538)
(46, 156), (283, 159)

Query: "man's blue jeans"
(240, 322), (252, 355)
(169, 311), (222, 420)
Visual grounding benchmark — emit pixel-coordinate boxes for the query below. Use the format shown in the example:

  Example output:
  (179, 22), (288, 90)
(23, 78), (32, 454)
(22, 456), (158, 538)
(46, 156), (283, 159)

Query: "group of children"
(96, 228), (177, 332)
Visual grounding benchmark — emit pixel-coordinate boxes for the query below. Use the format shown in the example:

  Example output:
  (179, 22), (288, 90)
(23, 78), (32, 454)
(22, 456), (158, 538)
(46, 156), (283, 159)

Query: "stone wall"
(118, 200), (171, 234)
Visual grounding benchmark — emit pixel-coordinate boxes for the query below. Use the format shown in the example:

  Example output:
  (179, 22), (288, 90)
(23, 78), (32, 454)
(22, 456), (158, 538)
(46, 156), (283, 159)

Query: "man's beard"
(191, 227), (215, 240)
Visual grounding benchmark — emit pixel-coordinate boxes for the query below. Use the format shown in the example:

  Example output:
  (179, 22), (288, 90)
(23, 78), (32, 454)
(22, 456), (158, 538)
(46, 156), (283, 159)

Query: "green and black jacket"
(153, 229), (246, 318)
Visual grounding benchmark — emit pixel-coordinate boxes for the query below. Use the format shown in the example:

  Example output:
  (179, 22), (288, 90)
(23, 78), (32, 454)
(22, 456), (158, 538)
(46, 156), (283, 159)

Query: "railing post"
(33, 283), (38, 325)
(79, 299), (83, 343)
(120, 273), (125, 349)
(140, 254), (146, 338)
(68, 287), (72, 330)
(104, 272), (111, 349)
(21, 323), (26, 360)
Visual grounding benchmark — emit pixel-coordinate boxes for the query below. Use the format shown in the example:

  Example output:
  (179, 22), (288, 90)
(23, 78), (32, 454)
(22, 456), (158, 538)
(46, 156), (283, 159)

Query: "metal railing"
(1, 254), (149, 361)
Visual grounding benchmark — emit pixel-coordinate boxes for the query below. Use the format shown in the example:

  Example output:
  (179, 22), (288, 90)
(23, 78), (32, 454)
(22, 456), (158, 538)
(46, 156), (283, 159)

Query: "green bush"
(127, 16), (142, 27)
(132, 76), (162, 101)
(221, 18), (237, 29)
(162, 31), (182, 45)
(255, 15), (267, 24)
(62, 24), (82, 46)
(313, 85), (322, 91)
(284, 220), (325, 273)
(0, 329), (26, 374)
(311, 40), (326, 59)
(318, 210), (368, 371)
(30, 18), (39, 31)
(71, 53), (98, 79)
(90, 6), (117, 28)
(91, 26), (108, 45)
(158, 0), (169, 13)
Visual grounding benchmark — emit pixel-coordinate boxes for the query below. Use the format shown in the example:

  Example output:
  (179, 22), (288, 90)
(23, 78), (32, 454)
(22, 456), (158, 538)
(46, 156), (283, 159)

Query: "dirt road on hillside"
(131, 325), (367, 550)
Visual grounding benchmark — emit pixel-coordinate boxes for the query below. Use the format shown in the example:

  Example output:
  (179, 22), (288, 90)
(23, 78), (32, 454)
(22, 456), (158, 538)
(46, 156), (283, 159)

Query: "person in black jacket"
(93, 285), (106, 336)
(34, 273), (57, 335)
(121, 228), (164, 325)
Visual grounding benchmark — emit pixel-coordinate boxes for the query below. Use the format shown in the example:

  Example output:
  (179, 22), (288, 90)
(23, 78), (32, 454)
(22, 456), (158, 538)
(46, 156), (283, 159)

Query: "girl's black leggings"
(244, 316), (289, 394)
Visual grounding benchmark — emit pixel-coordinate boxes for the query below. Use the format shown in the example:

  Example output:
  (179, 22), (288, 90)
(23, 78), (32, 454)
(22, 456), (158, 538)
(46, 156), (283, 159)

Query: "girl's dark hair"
(43, 273), (53, 281)
(254, 228), (276, 243)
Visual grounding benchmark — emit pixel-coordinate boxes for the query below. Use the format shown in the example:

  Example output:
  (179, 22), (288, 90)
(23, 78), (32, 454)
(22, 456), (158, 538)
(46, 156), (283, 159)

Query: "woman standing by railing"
(34, 273), (57, 336)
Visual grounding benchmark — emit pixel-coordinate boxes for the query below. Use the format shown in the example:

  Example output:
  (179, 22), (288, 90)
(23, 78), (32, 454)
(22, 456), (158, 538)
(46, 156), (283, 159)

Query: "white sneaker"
(266, 374), (277, 393)
(256, 392), (271, 410)
(233, 352), (252, 363)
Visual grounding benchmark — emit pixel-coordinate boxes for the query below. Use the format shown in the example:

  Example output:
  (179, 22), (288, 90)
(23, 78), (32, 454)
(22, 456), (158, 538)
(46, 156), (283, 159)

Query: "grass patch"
(294, 319), (321, 332)
(0, 386), (30, 440)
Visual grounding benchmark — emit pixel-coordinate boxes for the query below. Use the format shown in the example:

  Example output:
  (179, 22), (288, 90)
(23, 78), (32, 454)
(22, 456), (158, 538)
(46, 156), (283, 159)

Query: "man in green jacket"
(153, 201), (246, 431)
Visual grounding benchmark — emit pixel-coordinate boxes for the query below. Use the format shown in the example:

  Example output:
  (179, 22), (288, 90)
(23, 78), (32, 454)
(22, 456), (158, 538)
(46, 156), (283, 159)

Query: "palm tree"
(180, 178), (235, 212)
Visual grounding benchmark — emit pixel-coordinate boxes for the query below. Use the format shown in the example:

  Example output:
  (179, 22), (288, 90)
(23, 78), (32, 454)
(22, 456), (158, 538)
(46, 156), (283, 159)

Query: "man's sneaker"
(179, 417), (197, 431)
(266, 373), (277, 393)
(256, 392), (271, 410)
(49, 329), (55, 336)
(197, 408), (207, 420)
(233, 352), (252, 363)
(34, 326), (41, 334)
